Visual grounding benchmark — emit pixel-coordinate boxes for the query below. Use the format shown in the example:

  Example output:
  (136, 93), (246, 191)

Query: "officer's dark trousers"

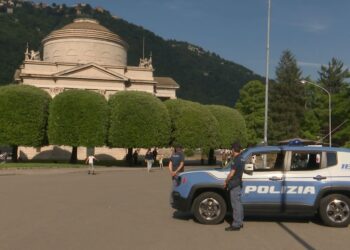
(230, 186), (244, 227)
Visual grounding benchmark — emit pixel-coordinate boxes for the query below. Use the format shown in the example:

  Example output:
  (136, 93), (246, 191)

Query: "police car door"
(283, 149), (330, 214)
(242, 149), (286, 214)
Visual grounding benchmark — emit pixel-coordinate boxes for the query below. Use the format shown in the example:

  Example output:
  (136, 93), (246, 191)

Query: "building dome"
(42, 18), (128, 66)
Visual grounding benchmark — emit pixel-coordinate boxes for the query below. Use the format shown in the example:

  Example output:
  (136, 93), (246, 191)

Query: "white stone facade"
(18, 61), (157, 99)
(43, 39), (127, 66)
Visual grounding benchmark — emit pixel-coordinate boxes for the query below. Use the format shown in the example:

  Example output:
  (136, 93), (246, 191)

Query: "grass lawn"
(0, 162), (87, 169)
(0, 160), (147, 169)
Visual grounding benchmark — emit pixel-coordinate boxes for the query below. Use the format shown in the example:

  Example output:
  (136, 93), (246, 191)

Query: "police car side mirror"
(244, 163), (254, 175)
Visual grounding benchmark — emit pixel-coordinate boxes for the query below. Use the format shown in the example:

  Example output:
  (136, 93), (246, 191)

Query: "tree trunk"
(208, 148), (216, 165)
(11, 145), (18, 162)
(70, 146), (78, 164)
(126, 147), (133, 166)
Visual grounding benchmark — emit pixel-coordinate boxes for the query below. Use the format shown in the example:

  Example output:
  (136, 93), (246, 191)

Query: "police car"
(171, 145), (350, 227)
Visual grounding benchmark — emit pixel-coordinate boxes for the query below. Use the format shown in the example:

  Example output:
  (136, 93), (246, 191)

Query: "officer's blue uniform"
(228, 155), (244, 228)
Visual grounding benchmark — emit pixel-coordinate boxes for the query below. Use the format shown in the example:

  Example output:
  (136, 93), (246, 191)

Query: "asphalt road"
(1, 167), (350, 250)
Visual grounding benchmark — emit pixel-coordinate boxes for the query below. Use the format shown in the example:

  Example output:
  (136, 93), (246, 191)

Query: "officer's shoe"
(225, 226), (241, 231)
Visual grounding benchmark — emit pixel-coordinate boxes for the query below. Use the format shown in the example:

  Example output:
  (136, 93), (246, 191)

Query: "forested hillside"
(0, 1), (263, 106)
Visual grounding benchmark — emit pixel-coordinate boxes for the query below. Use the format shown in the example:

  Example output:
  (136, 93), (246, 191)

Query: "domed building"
(42, 18), (128, 66)
(16, 18), (179, 100)
(15, 18), (179, 161)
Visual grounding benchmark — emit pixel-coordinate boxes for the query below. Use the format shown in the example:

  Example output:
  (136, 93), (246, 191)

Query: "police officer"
(224, 143), (244, 231)
(168, 144), (185, 178)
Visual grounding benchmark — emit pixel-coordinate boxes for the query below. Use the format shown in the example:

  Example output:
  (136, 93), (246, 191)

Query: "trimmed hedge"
(165, 99), (219, 149)
(207, 105), (247, 148)
(0, 84), (51, 147)
(48, 89), (108, 147)
(108, 91), (171, 148)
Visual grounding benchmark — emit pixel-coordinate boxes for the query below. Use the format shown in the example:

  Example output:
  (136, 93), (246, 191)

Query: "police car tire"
(319, 194), (350, 227)
(192, 192), (227, 225)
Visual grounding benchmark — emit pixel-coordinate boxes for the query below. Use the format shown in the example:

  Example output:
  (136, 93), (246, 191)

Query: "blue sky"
(33, 0), (350, 80)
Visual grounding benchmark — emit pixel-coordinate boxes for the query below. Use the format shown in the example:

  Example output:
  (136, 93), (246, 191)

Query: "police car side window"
(250, 152), (284, 171)
(326, 152), (337, 167)
(290, 151), (321, 171)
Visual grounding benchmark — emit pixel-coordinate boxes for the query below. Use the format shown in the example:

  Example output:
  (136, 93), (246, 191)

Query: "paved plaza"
(1, 167), (350, 250)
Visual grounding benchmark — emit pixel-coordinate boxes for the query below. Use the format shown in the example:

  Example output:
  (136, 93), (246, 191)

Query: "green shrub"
(0, 85), (51, 147)
(108, 91), (171, 148)
(48, 89), (108, 147)
(207, 105), (247, 148)
(165, 99), (219, 150)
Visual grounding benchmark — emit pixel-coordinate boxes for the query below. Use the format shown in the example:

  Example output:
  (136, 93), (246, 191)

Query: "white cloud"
(163, 2), (181, 10)
(298, 61), (322, 68)
(291, 20), (329, 33)
(303, 22), (328, 33)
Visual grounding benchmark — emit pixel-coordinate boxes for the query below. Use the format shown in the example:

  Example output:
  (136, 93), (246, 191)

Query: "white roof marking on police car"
(183, 170), (228, 179)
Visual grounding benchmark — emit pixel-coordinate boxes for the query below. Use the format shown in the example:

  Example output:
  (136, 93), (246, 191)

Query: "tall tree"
(275, 50), (302, 85)
(269, 50), (304, 143)
(331, 88), (350, 146)
(108, 91), (171, 165)
(0, 85), (51, 161)
(235, 80), (265, 145)
(314, 58), (350, 145)
(318, 58), (349, 94)
(300, 80), (323, 142)
(48, 90), (108, 163)
(300, 110), (321, 140)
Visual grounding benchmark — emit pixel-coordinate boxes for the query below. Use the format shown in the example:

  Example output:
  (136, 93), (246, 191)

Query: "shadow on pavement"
(224, 214), (324, 226)
(277, 222), (316, 250)
(172, 212), (324, 227)
(172, 211), (192, 221)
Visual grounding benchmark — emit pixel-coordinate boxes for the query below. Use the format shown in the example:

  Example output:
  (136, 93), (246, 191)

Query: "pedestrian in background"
(158, 154), (164, 169)
(224, 143), (244, 231)
(85, 155), (98, 175)
(152, 148), (158, 161)
(168, 145), (185, 178)
(133, 149), (139, 165)
(221, 149), (227, 167)
(145, 148), (154, 172)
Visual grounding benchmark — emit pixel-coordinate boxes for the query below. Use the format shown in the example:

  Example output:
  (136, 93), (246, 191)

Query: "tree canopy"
(48, 90), (108, 147)
(275, 50), (302, 85)
(269, 50), (304, 143)
(235, 80), (265, 145)
(0, 85), (51, 160)
(165, 99), (219, 149)
(108, 91), (171, 148)
(318, 58), (349, 94)
(207, 105), (247, 148)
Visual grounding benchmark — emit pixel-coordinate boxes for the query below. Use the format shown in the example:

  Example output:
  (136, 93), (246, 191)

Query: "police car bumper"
(171, 191), (189, 211)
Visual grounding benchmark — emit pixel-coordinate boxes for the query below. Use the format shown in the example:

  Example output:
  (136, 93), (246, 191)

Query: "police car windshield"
(222, 148), (249, 170)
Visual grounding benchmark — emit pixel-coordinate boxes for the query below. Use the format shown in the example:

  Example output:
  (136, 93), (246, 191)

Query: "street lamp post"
(300, 80), (332, 147)
(264, 0), (271, 146)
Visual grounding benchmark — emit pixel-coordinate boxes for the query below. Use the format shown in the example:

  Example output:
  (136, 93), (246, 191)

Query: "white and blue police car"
(171, 145), (350, 227)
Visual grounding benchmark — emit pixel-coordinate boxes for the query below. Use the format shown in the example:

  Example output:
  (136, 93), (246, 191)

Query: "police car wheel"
(320, 194), (350, 227)
(192, 192), (227, 225)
